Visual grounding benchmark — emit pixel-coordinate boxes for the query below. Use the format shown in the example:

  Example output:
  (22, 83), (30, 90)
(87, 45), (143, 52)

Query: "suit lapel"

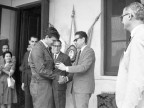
(79, 46), (88, 59)
(76, 46), (90, 65)
(39, 41), (53, 59)
(47, 48), (53, 57)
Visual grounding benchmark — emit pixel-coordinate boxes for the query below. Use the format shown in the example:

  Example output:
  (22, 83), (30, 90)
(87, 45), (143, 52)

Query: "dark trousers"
(53, 88), (66, 108)
(24, 70), (33, 108)
(30, 80), (54, 108)
(24, 86), (33, 108)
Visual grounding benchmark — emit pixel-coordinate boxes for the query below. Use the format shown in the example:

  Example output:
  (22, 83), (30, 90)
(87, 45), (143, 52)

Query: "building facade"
(0, 0), (139, 108)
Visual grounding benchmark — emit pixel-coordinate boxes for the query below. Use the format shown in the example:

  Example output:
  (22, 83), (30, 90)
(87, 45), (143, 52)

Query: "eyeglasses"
(74, 37), (81, 42)
(120, 13), (130, 21)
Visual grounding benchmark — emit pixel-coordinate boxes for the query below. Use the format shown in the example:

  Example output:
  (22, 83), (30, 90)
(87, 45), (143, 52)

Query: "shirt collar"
(80, 45), (87, 52)
(41, 40), (48, 48)
(54, 52), (60, 59)
(55, 52), (60, 56)
(131, 24), (144, 38)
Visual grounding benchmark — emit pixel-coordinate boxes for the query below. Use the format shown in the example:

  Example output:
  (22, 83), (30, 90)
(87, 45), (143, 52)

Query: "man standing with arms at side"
(116, 2), (144, 108)
(29, 27), (60, 108)
(56, 31), (95, 108)
(20, 36), (38, 108)
(51, 40), (72, 108)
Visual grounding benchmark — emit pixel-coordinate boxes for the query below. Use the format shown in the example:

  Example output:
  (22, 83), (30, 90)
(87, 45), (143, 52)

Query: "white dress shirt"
(116, 24), (144, 108)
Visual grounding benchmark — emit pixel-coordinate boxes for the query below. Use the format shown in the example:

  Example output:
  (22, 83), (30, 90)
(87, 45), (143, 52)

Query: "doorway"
(0, 1), (49, 107)
(14, 4), (41, 108)
(17, 4), (41, 62)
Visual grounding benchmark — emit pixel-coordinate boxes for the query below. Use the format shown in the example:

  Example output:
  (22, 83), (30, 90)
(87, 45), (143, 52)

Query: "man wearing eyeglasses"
(56, 31), (95, 108)
(116, 2), (144, 108)
(51, 40), (72, 108)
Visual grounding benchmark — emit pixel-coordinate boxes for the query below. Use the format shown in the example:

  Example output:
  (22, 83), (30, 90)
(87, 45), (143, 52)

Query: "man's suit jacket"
(20, 51), (31, 87)
(29, 41), (54, 108)
(116, 24), (144, 108)
(29, 41), (54, 81)
(52, 52), (72, 90)
(20, 51), (33, 108)
(68, 46), (95, 94)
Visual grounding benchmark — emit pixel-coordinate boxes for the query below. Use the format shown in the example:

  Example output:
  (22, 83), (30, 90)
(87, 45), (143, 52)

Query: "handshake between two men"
(54, 62), (69, 84)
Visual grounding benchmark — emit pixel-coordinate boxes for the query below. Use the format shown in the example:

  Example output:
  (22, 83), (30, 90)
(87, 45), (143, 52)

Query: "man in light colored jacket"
(116, 2), (144, 108)
(56, 31), (95, 108)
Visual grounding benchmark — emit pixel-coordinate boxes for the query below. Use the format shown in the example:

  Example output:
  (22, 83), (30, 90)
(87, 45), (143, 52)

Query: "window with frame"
(103, 0), (133, 76)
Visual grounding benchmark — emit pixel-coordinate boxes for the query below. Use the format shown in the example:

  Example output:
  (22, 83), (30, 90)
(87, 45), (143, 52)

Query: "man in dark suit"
(20, 36), (38, 108)
(29, 27), (60, 108)
(51, 40), (72, 108)
(56, 31), (95, 108)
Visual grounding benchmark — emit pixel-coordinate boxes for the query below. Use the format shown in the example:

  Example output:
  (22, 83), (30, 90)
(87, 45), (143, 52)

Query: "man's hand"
(21, 83), (25, 91)
(58, 76), (67, 84)
(55, 62), (66, 71)
(30, 63), (35, 68)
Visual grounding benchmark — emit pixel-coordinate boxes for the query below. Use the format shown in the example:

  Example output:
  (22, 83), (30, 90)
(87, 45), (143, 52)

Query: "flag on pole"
(69, 5), (76, 45)
(87, 12), (101, 47)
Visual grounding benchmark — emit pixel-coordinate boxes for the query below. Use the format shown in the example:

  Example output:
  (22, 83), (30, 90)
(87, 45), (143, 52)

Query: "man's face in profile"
(46, 36), (57, 47)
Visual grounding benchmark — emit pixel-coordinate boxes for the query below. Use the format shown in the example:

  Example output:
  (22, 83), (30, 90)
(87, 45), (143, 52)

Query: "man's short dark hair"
(29, 36), (38, 40)
(52, 40), (62, 46)
(44, 27), (60, 40)
(75, 31), (88, 44)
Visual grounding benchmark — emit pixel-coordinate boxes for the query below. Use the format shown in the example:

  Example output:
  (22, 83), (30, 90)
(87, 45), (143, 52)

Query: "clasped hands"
(55, 62), (68, 84)
(58, 75), (68, 84)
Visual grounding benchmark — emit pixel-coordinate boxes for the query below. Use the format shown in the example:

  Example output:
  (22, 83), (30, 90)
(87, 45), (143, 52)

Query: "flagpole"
(87, 12), (101, 46)
(69, 5), (76, 45)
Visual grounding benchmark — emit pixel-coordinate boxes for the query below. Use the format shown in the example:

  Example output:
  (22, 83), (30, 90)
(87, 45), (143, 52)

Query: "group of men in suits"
(10, 1), (144, 108)
(22, 26), (95, 108)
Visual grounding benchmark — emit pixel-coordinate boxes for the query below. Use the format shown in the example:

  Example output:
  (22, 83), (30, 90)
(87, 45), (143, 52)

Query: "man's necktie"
(48, 47), (52, 56)
(54, 54), (57, 60)
(125, 36), (132, 51)
(75, 50), (81, 65)
(129, 36), (131, 42)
